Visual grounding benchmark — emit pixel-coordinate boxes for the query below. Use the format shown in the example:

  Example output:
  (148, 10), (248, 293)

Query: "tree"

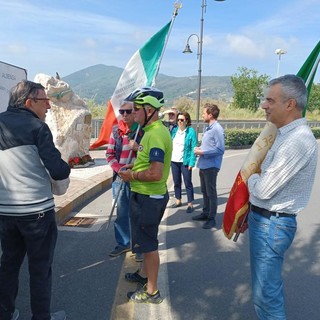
(85, 99), (107, 119)
(172, 96), (195, 114)
(307, 83), (320, 112)
(231, 67), (269, 112)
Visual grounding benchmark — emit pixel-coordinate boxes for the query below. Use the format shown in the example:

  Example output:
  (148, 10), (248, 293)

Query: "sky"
(1, 0), (319, 82)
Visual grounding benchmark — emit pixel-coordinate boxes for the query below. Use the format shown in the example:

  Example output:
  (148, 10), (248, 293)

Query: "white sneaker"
(51, 310), (66, 320)
(11, 309), (19, 320)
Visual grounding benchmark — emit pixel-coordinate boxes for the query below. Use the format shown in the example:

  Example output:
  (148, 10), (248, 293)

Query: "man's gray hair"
(269, 74), (307, 111)
(8, 80), (44, 109)
(120, 100), (133, 108)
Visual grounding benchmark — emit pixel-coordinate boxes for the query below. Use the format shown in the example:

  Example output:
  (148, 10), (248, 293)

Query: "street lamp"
(183, 33), (201, 137)
(182, 34), (200, 57)
(183, 0), (225, 140)
(275, 48), (287, 77)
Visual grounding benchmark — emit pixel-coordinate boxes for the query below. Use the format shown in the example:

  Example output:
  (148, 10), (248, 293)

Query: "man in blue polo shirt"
(193, 103), (225, 229)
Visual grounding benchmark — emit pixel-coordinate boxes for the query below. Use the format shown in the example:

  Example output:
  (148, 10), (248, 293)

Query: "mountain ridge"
(62, 64), (234, 104)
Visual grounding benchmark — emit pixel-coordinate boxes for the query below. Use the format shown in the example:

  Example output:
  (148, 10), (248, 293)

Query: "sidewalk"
(54, 149), (113, 224)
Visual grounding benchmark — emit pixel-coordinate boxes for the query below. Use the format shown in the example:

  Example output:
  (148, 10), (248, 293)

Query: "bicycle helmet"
(125, 87), (164, 109)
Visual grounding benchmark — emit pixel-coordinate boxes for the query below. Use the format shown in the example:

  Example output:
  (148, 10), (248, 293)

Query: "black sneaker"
(192, 213), (208, 221)
(109, 246), (130, 257)
(127, 285), (163, 304)
(186, 206), (194, 213)
(125, 270), (148, 286)
(171, 202), (182, 208)
(202, 219), (217, 229)
(51, 310), (67, 320)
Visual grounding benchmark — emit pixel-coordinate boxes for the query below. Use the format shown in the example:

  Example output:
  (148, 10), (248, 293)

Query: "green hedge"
(311, 127), (320, 139)
(225, 127), (320, 148)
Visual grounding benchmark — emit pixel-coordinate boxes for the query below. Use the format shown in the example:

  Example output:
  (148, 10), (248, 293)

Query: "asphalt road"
(11, 146), (320, 319)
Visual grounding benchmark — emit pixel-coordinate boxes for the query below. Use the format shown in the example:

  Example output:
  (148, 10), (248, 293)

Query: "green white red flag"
(297, 41), (320, 116)
(90, 20), (174, 150)
(223, 41), (320, 240)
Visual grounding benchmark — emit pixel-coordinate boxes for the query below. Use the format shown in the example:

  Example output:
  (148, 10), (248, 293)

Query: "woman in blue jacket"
(170, 111), (198, 213)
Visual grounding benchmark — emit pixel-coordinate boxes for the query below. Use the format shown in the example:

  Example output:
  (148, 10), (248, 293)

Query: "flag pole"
(105, 124), (141, 230)
(305, 55), (320, 88)
(105, 3), (182, 229)
(152, 1), (182, 84)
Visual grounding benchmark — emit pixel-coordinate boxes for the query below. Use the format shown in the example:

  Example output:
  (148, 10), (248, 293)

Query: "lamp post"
(183, 33), (201, 138)
(183, 0), (225, 140)
(275, 48), (287, 77)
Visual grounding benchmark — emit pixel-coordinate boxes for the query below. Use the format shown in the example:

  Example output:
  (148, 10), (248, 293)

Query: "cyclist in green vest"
(119, 87), (172, 304)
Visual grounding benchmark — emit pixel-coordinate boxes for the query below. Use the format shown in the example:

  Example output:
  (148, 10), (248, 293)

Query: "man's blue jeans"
(0, 210), (57, 320)
(112, 177), (131, 248)
(249, 210), (297, 320)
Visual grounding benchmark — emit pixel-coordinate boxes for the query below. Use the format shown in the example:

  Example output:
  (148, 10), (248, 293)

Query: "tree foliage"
(172, 96), (195, 114)
(307, 83), (320, 112)
(85, 99), (107, 119)
(231, 67), (270, 112)
(172, 96), (225, 118)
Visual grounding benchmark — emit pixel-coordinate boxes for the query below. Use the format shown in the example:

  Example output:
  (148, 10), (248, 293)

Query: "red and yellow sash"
(223, 122), (277, 239)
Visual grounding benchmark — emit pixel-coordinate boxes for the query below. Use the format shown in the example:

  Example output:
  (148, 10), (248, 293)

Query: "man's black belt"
(250, 204), (296, 218)
(0, 211), (50, 220)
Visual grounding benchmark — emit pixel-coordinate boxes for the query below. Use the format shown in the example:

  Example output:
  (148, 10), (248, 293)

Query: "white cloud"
(83, 38), (97, 49)
(5, 43), (28, 55)
(225, 34), (264, 58)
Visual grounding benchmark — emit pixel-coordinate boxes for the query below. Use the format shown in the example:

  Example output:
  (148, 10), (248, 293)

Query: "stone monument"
(34, 74), (93, 167)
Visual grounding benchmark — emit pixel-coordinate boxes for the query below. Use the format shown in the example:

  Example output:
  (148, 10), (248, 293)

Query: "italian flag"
(223, 40), (320, 240)
(90, 20), (173, 150)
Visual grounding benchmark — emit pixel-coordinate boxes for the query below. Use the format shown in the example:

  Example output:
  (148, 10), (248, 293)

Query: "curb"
(54, 170), (113, 224)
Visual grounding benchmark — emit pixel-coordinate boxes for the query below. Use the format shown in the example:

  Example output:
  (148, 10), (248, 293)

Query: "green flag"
(296, 41), (320, 116)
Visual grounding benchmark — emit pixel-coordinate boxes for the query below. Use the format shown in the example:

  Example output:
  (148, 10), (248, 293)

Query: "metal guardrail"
(92, 119), (104, 139)
(91, 119), (320, 139)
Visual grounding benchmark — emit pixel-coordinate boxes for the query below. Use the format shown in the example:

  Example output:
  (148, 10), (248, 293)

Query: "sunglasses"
(177, 118), (186, 122)
(119, 109), (132, 115)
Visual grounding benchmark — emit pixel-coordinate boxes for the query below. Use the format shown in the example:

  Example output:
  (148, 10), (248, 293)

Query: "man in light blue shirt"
(193, 103), (225, 229)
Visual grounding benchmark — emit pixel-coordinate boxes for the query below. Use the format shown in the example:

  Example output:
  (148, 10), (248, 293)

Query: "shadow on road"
(163, 194), (320, 320)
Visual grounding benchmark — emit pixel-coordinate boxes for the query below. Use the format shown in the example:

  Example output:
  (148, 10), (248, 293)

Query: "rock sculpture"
(34, 74), (93, 166)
